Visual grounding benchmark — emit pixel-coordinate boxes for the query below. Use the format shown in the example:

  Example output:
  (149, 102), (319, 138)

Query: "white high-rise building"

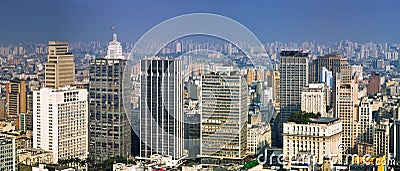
(139, 58), (184, 162)
(301, 83), (327, 117)
(200, 72), (248, 163)
(106, 33), (124, 59)
(33, 86), (88, 162)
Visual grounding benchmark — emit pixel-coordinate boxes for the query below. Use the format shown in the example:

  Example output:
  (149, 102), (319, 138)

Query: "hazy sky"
(0, 0), (399, 43)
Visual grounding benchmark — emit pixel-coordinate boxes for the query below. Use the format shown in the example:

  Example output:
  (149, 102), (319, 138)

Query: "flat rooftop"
(309, 117), (339, 124)
(280, 51), (308, 57)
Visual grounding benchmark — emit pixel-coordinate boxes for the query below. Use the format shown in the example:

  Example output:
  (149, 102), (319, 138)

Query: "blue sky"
(0, 0), (399, 43)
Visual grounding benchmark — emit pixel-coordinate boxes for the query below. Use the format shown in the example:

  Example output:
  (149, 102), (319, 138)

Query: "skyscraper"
(139, 57), (184, 161)
(200, 72), (248, 164)
(358, 97), (373, 144)
(33, 87), (88, 163)
(7, 79), (26, 120)
(89, 34), (131, 164)
(277, 51), (308, 146)
(8, 81), (20, 117)
(272, 70), (280, 102)
(367, 73), (380, 95)
(334, 66), (358, 155)
(45, 41), (75, 88)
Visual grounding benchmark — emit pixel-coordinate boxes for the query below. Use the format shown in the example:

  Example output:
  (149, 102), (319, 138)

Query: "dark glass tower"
(89, 58), (132, 164)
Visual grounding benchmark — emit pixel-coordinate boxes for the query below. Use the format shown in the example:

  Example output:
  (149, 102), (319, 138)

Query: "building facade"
(334, 66), (359, 155)
(89, 34), (132, 164)
(278, 51), (309, 146)
(301, 83), (327, 117)
(33, 87), (88, 163)
(283, 118), (342, 165)
(139, 58), (184, 160)
(358, 97), (373, 144)
(0, 137), (17, 171)
(200, 72), (248, 163)
(45, 41), (75, 88)
(89, 58), (132, 163)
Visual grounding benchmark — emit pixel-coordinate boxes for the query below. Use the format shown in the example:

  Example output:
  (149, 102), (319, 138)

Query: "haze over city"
(1, 1), (400, 171)
(0, 0), (399, 43)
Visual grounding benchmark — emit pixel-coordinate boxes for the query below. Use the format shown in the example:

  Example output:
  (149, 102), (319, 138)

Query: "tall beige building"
(334, 66), (359, 155)
(272, 70), (280, 101)
(45, 41), (75, 88)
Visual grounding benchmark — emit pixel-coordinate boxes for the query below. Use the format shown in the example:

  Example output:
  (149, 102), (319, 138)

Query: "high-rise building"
(358, 97), (373, 144)
(334, 66), (358, 155)
(374, 118), (391, 157)
(89, 34), (131, 164)
(45, 41), (75, 88)
(200, 72), (248, 164)
(0, 98), (6, 119)
(8, 79), (26, 117)
(139, 57), (184, 161)
(301, 83), (327, 117)
(277, 51), (308, 146)
(33, 87), (88, 163)
(315, 54), (348, 83)
(272, 70), (280, 102)
(393, 119), (400, 163)
(321, 67), (333, 88)
(283, 117), (342, 165)
(247, 68), (256, 85)
(367, 73), (380, 95)
(0, 137), (17, 171)
(309, 61), (318, 83)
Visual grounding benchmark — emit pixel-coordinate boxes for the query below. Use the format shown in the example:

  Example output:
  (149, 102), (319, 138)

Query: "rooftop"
(280, 50), (308, 57)
(309, 117), (339, 124)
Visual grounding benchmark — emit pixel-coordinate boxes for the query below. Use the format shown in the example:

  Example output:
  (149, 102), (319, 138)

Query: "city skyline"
(0, 0), (400, 43)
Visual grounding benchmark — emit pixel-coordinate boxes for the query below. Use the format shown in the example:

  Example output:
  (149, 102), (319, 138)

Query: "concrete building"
(139, 58), (184, 161)
(247, 123), (271, 156)
(89, 34), (131, 163)
(321, 67), (333, 88)
(334, 66), (359, 155)
(301, 83), (327, 117)
(89, 34), (131, 164)
(45, 41), (75, 88)
(374, 118), (391, 157)
(7, 79), (26, 119)
(0, 137), (17, 171)
(272, 70), (280, 102)
(0, 98), (6, 119)
(367, 73), (380, 95)
(278, 51), (308, 146)
(283, 117), (342, 166)
(358, 97), (373, 144)
(33, 87), (88, 163)
(18, 148), (54, 165)
(200, 72), (248, 164)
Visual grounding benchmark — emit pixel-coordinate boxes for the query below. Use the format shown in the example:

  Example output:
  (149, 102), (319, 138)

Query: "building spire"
(113, 33), (117, 41)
